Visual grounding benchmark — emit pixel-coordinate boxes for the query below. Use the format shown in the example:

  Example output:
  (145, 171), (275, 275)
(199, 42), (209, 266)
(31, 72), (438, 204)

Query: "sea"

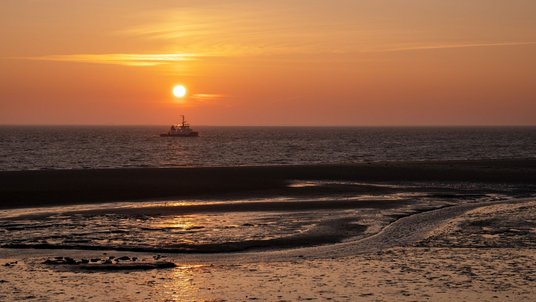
(0, 126), (535, 253)
(0, 126), (535, 171)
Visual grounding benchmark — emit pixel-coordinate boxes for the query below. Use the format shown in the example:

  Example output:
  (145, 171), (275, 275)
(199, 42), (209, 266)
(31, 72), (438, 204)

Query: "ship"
(160, 115), (199, 137)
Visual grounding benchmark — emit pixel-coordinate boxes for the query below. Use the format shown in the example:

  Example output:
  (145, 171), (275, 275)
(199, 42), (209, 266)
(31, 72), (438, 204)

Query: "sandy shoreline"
(1, 159), (536, 209)
(1, 198), (535, 301)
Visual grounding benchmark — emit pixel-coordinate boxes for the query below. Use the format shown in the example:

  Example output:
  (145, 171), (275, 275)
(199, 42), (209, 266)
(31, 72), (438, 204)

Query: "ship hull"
(160, 132), (199, 137)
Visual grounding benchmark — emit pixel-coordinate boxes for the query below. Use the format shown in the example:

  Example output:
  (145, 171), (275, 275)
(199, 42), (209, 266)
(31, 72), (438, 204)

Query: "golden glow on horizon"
(172, 85), (187, 98)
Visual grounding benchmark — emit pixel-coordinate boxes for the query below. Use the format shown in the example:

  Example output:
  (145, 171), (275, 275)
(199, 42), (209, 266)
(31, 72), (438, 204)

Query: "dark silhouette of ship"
(160, 115), (199, 137)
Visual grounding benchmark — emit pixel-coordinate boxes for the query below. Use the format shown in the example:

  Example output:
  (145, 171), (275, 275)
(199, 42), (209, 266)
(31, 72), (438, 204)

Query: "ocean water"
(0, 126), (535, 171)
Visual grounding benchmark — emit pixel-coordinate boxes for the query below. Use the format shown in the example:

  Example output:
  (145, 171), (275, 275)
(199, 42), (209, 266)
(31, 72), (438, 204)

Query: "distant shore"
(1, 159), (535, 209)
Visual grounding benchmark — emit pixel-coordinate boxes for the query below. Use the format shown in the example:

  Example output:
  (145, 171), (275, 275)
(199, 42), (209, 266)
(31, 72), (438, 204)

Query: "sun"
(172, 85), (187, 98)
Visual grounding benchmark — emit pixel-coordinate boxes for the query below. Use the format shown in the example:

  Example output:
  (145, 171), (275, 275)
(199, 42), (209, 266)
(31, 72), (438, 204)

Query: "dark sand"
(1, 159), (536, 209)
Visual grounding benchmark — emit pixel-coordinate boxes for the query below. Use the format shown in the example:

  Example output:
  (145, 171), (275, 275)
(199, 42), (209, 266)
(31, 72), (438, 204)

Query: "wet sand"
(1, 159), (536, 300)
(1, 199), (535, 301)
(1, 159), (536, 209)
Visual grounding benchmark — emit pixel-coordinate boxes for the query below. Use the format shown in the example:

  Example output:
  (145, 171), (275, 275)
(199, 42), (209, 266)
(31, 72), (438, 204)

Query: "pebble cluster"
(41, 255), (176, 270)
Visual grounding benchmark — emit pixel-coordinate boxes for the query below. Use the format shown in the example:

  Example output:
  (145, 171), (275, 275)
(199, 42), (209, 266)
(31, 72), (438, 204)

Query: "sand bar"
(1, 159), (535, 209)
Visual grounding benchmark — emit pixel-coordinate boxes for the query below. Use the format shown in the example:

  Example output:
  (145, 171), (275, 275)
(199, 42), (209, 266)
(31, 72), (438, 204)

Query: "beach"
(1, 198), (535, 301)
(0, 159), (535, 301)
(1, 159), (535, 209)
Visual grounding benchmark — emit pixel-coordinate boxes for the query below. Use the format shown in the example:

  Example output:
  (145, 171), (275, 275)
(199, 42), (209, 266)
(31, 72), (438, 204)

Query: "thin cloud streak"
(174, 94), (225, 107)
(379, 41), (536, 53)
(23, 41), (536, 69)
(29, 53), (200, 66)
(191, 94), (224, 102)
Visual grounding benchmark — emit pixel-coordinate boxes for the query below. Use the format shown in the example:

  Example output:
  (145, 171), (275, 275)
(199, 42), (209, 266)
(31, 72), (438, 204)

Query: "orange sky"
(1, 0), (535, 125)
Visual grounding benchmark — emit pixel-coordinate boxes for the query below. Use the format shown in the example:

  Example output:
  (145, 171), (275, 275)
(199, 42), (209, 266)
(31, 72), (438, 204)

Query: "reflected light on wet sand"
(165, 265), (207, 300)
(168, 215), (196, 230)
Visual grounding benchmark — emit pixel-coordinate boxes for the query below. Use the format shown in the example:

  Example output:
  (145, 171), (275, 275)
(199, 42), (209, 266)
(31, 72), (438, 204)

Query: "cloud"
(190, 93), (224, 102)
(24, 41), (536, 69)
(378, 41), (536, 53)
(173, 94), (224, 107)
(29, 53), (199, 66)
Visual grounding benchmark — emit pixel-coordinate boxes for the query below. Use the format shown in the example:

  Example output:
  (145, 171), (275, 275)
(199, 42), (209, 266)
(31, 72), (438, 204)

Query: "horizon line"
(1, 124), (535, 128)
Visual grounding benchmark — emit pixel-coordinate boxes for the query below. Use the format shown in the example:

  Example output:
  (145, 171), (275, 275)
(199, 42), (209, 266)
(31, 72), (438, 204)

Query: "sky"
(1, 0), (535, 126)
